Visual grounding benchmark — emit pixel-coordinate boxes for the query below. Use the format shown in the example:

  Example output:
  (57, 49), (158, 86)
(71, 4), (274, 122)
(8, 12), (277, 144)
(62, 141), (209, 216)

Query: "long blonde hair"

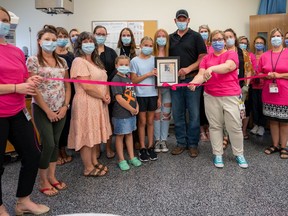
(153, 29), (169, 57)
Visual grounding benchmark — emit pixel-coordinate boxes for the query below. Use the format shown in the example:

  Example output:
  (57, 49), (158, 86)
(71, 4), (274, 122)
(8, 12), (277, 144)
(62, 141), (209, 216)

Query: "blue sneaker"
(235, 155), (248, 168)
(213, 155), (224, 168)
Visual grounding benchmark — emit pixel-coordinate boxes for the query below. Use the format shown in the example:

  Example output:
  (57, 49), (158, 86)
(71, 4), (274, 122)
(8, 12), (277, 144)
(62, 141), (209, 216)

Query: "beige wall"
(1, 0), (263, 54)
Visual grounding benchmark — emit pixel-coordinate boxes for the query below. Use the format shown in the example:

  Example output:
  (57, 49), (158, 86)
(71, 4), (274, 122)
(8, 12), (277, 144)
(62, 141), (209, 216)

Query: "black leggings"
(0, 111), (41, 205)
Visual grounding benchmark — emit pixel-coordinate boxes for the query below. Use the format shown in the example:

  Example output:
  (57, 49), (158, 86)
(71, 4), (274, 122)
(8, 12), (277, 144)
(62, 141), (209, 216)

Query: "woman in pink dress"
(68, 32), (112, 176)
(259, 28), (288, 159)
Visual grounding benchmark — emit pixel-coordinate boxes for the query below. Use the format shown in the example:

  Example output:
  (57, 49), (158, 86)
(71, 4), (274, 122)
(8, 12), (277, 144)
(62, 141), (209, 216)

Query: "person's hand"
(203, 69), (212, 81)
(178, 67), (189, 77)
(46, 110), (60, 122)
(15, 83), (37, 95)
(188, 83), (197, 91)
(157, 97), (162, 109)
(102, 94), (111, 104)
(130, 108), (138, 116)
(241, 85), (249, 101)
(56, 106), (68, 119)
(148, 68), (157, 77)
(27, 75), (43, 87)
(266, 72), (275, 79)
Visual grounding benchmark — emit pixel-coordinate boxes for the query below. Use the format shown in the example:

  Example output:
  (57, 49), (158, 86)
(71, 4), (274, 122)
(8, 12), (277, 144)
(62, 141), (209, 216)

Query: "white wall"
(0, 0), (265, 54)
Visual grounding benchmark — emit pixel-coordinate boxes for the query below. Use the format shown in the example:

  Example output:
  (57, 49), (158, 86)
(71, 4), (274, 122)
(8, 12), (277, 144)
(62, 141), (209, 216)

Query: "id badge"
(23, 108), (32, 121)
(238, 99), (246, 119)
(269, 83), (279, 93)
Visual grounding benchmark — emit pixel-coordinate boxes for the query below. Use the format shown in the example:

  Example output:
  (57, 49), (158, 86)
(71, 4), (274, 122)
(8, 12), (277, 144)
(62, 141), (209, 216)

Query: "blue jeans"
(171, 80), (202, 148)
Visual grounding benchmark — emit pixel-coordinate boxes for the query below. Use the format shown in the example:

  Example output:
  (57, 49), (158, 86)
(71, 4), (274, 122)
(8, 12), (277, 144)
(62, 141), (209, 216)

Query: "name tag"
(238, 97), (246, 119)
(269, 83), (279, 93)
(23, 108), (32, 121)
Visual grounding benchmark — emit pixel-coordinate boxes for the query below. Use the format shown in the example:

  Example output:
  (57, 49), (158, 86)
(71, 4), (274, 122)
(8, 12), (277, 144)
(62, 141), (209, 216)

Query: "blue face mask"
(212, 41), (225, 52)
(271, 37), (282, 47)
(239, 43), (247, 50)
(176, 22), (187, 31)
(226, 38), (235, 47)
(41, 40), (57, 53)
(156, 37), (167, 46)
(95, 35), (106, 45)
(255, 43), (264, 51)
(141, 47), (153, 55)
(117, 66), (130, 75)
(200, 32), (209, 40)
(57, 38), (69, 47)
(0, 21), (10, 38)
(285, 39), (288, 47)
(82, 43), (95, 54)
(71, 36), (78, 44)
(121, 36), (131, 45)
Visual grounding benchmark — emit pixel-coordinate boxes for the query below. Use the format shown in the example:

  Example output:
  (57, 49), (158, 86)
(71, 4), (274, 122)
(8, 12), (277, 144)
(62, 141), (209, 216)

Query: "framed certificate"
(155, 57), (180, 87)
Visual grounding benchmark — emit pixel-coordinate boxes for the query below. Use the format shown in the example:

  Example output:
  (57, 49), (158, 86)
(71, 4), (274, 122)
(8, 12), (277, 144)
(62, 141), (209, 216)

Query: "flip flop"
(84, 167), (107, 177)
(51, 181), (67, 190)
(39, 187), (58, 196)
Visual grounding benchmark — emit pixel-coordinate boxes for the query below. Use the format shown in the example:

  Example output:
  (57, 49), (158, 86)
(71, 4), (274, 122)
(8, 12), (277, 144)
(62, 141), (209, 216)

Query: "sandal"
(200, 132), (209, 142)
(51, 181), (67, 190)
(94, 163), (109, 172)
(264, 146), (280, 155)
(243, 134), (249, 140)
(223, 137), (229, 150)
(56, 157), (65, 165)
(39, 187), (58, 197)
(84, 167), (107, 177)
(280, 148), (288, 159)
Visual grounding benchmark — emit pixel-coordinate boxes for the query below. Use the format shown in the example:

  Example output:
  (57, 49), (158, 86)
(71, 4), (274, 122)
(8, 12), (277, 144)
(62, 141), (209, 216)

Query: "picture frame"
(155, 57), (180, 87)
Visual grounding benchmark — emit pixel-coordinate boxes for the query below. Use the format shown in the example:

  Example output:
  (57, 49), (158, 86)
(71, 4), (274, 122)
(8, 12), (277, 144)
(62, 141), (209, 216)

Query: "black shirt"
(99, 46), (118, 81)
(169, 28), (207, 73)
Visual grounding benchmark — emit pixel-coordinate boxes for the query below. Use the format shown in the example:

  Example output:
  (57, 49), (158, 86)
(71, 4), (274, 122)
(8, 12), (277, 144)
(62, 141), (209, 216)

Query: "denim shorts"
(112, 116), (137, 135)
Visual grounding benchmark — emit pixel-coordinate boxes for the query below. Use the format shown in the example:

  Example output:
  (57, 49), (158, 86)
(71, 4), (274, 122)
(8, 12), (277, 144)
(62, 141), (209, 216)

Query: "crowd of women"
(1, 6), (288, 215)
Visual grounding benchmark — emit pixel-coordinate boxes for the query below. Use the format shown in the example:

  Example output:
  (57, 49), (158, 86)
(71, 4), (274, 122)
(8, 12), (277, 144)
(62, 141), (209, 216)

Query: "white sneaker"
(161, 140), (169, 153)
(257, 126), (265, 136)
(250, 125), (258, 134)
(154, 140), (161, 153)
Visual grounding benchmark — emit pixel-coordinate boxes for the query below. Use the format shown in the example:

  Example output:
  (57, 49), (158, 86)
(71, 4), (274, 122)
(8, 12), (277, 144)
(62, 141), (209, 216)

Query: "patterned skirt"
(263, 103), (288, 122)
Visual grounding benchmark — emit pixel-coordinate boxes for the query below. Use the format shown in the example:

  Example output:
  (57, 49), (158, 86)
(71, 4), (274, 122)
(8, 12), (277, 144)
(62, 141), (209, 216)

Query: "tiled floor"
(2, 130), (288, 216)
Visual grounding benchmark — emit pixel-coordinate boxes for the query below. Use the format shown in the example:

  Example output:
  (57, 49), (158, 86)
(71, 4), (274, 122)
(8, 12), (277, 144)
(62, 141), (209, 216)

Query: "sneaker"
(147, 148), (158, 161)
(118, 160), (130, 171)
(138, 148), (149, 162)
(161, 140), (169, 153)
(250, 125), (259, 135)
(213, 155), (224, 168)
(129, 157), (142, 167)
(154, 140), (161, 153)
(235, 155), (248, 168)
(256, 126), (265, 136)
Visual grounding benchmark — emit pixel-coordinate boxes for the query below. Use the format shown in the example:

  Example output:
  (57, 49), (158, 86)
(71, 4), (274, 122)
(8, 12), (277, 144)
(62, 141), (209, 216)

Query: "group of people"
(1, 5), (288, 215)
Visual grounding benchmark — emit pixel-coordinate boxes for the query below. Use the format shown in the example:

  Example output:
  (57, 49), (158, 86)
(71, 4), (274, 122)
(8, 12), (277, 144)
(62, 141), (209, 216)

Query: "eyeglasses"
(95, 33), (106, 37)
(212, 38), (224, 42)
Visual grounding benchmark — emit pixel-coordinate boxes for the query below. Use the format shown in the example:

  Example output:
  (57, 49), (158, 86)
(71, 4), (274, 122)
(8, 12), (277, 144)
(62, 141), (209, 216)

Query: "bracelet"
(14, 84), (16, 93)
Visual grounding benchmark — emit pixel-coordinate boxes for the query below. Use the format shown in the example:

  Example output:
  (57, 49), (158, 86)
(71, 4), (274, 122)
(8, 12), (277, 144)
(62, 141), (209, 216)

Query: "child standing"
(111, 55), (142, 171)
(130, 36), (159, 162)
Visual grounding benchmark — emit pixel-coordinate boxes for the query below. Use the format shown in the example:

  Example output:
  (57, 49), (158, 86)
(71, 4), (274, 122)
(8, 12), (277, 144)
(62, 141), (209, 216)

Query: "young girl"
(111, 55), (142, 170)
(130, 36), (159, 162)
(27, 25), (71, 196)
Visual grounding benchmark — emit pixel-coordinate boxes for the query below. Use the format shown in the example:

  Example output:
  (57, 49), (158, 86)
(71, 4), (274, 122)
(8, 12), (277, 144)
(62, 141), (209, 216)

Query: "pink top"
(0, 44), (28, 117)
(199, 50), (241, 97)
(258, 48), (288, 106)
(206, 45), (214, 54)
(250, 52), (265, 89)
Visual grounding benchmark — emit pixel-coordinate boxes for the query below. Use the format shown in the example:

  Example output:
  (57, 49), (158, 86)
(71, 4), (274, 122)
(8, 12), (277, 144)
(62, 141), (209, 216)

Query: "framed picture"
(155, 57), (180, 87)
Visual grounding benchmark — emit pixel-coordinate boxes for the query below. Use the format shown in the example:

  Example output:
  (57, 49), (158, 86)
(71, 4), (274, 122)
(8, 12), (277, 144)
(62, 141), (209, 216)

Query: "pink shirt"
(258, 48), (288, 106)
(0, 44), (28, 117)
(199, 50), (241, 97)
(206, 45), (214, 54)
(250, 52), (265, 89)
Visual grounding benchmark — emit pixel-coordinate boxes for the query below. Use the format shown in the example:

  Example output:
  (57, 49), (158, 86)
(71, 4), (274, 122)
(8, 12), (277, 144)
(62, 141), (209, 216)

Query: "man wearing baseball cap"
(169, 9), (207, 157)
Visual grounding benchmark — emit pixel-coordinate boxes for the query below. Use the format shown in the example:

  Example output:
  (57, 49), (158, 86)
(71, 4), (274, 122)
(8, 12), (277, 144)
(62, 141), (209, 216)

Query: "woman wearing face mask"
(285, 32), (288, 47)
(130, 36), (159, 162)
(198, 25), (212, 142)
(224, 28), (253, 142)
(93, 25), (117, 160)
(68, 32), (112, 176)
(259, 28), (288, 159)
(68, 28), (79, 52)
(115, 27), (140, 59)
(0, 6), (49, 215)
(153, 29), (171, 153)
(55, 27), (75, 165)
(249, 36), (267, 136)
(188, 30), (248, 169)
(27, 25), (71, 196)
(26, 25), (71, 196)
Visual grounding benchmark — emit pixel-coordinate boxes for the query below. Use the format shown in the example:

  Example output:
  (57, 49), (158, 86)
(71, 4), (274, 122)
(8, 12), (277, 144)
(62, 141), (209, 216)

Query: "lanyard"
(121, 47), (131, 58)
(271, 48), (283, 72)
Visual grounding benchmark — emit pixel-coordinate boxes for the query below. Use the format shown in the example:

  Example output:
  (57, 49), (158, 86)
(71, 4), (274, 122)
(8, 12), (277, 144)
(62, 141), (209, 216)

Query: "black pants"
(251, 88), (266, 127)
(0, 111), (41, 205)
